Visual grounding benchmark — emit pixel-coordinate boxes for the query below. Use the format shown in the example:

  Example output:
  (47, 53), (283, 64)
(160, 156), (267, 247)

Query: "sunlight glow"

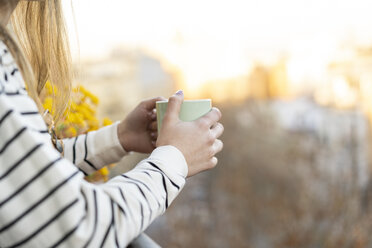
(64, 0), (372, 100)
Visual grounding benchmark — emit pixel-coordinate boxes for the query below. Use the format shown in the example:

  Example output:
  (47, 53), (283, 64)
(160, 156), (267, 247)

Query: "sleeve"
(62, 122), (128, 175)
(0, 76), (188, 247)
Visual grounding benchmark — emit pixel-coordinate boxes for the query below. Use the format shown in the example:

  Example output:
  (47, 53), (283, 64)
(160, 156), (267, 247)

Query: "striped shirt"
(0, 40), (188, 247)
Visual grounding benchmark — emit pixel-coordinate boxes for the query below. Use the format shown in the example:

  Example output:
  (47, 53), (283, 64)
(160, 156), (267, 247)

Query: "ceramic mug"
(156, 99), (212, 131)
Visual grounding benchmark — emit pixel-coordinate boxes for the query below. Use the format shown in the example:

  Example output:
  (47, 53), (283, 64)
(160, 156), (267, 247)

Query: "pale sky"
(63, 0), (372, 87)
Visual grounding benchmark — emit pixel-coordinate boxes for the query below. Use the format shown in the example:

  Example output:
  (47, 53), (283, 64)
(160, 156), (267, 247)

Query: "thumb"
(164, 90), (184, 121)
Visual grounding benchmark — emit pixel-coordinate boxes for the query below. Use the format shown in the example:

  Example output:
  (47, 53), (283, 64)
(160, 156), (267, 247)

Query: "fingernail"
(175, 90), (183, 96)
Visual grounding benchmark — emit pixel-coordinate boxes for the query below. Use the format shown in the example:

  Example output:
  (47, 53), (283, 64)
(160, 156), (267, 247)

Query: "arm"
(0, 43), (187, 247)
(0, 40), (223, 248)
(62, 123), (127, 175)
(0, 90), (187, 247)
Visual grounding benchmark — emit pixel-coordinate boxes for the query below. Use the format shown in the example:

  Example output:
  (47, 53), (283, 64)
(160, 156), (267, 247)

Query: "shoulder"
(0, 40), (48, 135)
(0, 40), (27, 95)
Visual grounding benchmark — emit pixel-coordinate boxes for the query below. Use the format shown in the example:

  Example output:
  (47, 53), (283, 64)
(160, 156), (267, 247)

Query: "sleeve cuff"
(102, 121), (128, 158)
(111, 121), (128, 155)
(87, 121), (127, 166)
(147, 145), (188, 178)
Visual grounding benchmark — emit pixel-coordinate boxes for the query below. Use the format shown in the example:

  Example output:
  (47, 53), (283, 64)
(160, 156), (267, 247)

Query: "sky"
(63, 0), (372, 88)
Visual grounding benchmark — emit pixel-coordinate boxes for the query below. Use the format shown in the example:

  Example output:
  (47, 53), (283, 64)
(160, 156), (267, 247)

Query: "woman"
(0, 0), (224, 247)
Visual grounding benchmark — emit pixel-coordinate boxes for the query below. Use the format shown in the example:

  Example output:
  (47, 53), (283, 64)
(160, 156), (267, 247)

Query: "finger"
(197, 107), (222, 128)
(147, 110), (156, 121)
(206, 157), (218, 169)
(148, 121), (158, 131)
(143, 96), (167, 111)
(150, 131), (158, 140)
(210, 122), (224, 139)
(213, 139), (223, 155)
(146, 109), (157, 122)
(164, 90), (184, 121)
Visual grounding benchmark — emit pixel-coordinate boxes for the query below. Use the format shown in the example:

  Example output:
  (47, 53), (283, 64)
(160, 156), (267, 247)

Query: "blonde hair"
(0, 0), (72, 124)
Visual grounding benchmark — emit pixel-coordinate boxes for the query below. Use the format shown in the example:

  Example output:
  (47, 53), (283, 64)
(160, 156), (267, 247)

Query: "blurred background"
(64, 0), (372, 247)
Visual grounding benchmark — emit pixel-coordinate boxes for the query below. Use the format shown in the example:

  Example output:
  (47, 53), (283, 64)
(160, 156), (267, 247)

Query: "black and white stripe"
(0, 39), (186, 248)
(83, 133), (97, 171)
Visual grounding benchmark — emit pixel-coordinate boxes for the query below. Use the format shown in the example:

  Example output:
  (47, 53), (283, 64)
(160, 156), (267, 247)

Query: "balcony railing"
(127, 233), (161, 248)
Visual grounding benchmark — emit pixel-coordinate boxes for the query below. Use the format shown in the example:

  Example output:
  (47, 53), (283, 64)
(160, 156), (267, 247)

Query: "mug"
(156, 99), (212, 131)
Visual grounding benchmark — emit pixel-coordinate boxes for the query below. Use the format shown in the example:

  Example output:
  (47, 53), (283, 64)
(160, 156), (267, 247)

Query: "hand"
(156, 91), (224, 177)
(117, 97), (166, 153)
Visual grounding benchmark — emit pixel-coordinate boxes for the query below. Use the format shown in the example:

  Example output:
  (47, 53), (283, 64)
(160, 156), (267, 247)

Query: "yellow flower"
(66, 126), (77, 137)
(66, 112), (85, 126)
(68, 101), (78, 112)
(42, 97), (54, 114)
(75, 105), (93, 120)
(87, 119), (100, 131)
(99, 166), (109, 176)
(81, 102), (96, 114)
(44, 81), (58, 95)
(79, 86), (99, 104)
(42, 82), (115, 181)
(102, 117), (113, 126)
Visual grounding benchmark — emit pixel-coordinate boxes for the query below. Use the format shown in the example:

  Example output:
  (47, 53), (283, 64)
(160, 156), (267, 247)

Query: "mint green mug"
(156, 99), (212, 131)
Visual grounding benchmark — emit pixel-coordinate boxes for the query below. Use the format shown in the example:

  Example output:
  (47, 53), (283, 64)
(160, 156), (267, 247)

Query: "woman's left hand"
(117, 97), (165, 153)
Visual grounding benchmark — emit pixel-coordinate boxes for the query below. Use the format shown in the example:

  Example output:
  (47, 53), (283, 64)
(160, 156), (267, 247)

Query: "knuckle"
(214, 123), (224, 135)
(168, 95), (180, 104)
(212, 107), (222, 119)
(198, 118), (209, 129)
(207, 147), (215, 158)
(217, 139), (224, 152)
(219, 123), (224, 132)
(213, 157), (218, 166)
(208, 157), (218, 168)
(207, 133), (215, 145)
(220, 140), (224, 150)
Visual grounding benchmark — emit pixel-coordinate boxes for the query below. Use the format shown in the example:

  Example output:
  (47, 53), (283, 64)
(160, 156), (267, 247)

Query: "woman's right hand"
(156, 91), (224, 177)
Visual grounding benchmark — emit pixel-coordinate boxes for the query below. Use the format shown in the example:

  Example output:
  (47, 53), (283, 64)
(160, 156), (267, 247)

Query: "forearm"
(1, 130), (187, 247)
